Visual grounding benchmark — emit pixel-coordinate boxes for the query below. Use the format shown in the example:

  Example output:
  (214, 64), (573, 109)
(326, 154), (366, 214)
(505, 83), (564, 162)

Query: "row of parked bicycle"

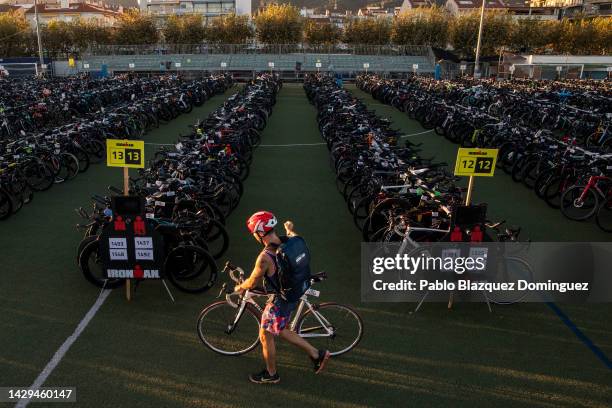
(357, 75), (612, 233)
(0, 75), (233, 221)
(453, 77), (609, 114)
(2, 75), (169, 138)
(366, 76), (610, 148)
(305, 74), (520, 244)
(76, 74), (282, 293)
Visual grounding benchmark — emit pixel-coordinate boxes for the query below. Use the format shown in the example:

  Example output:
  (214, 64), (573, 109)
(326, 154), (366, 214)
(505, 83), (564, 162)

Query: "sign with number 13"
(106, 139), (145, 169)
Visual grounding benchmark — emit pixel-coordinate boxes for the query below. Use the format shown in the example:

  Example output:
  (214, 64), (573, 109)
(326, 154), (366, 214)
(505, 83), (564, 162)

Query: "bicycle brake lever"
(217, 283), (227, 298)
(75, 207), (89, 219)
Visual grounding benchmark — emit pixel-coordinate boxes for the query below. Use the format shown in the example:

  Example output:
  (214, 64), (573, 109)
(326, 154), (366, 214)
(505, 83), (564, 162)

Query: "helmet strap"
(255, 228), (274, 247)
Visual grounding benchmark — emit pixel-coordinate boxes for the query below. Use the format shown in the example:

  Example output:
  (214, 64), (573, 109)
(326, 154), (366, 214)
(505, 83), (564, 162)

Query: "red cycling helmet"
(247, 211), (277, 236)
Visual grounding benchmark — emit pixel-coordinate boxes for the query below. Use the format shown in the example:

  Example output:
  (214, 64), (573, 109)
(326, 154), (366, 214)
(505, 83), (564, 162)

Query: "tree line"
(1, 4), (610, 58)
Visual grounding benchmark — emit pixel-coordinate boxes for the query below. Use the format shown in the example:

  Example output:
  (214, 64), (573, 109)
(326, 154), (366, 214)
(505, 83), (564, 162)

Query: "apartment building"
(138, 0), (251, 23)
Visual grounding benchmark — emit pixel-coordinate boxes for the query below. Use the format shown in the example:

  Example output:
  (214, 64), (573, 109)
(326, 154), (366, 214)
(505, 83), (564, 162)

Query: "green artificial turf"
(0, 84), (610, 408)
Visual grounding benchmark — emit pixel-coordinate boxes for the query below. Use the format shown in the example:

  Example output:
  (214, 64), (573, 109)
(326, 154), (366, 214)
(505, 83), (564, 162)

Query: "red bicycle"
(561, 174), (612, 223)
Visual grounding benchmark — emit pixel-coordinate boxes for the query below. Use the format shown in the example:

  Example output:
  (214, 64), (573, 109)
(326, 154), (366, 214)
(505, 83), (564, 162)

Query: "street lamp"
(34, 0), (45, 75)
(473, 0), (486, 79)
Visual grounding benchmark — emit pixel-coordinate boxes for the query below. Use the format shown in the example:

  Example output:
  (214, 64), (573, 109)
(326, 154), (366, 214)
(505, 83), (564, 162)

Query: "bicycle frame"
(579, 175), (610, 201)
(226, 287), (334, 338)
(595, 124), (609, 145)
(396, 224), (451, 255)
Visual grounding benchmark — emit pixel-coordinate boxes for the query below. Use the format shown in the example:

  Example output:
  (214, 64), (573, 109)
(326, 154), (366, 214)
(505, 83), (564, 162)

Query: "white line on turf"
(259, 142), (327, 147)
(144, 129), (434, 149)
(15, 289), (112, 408)
(400, 129), (434, 138)
(258, 130), (434, 147)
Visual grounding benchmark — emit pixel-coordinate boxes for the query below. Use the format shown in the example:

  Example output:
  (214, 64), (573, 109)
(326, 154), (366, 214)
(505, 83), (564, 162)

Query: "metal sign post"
(460, 64), (467, 77)
(268, 61), (275, 74)
(363, 62), (370, 74)
(509, 64), (515, 80)
(106, 139), (145, 300)
(33, 0), (45, 76)
(221, 61), (227, 72)
(316, 60), (322, 72)
(473, 0), (486, 78)
(454, 148), (499, 205)
(412, 63), (419, 75)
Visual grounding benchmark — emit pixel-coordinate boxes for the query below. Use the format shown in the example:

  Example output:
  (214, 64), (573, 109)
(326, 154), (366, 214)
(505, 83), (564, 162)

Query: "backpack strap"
(261, 243), (280, 293)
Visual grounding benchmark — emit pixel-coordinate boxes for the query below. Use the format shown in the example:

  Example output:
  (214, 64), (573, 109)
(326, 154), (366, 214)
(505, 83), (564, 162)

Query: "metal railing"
(84, 43), (431, 57)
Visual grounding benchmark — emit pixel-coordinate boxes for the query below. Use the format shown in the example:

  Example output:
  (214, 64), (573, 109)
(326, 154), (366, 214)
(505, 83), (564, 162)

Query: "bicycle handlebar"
(222, 261), (245, 284)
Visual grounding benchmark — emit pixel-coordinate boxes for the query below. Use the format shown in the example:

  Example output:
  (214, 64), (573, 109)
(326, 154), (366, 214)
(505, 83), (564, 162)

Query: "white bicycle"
(197, 262), (363, 356)
(391, 223), (534, 309)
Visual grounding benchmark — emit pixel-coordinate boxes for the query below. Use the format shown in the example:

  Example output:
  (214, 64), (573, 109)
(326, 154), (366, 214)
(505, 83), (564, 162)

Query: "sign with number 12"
(454, 148), (498, 177)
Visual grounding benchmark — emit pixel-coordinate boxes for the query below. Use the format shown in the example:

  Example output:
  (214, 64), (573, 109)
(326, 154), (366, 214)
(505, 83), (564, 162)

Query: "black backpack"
(276, 236), (312, 302)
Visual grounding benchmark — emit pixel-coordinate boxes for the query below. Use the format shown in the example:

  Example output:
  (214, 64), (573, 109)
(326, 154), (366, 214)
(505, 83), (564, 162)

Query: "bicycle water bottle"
(450, 226), (463, 242)
(470, 225), (483, 243)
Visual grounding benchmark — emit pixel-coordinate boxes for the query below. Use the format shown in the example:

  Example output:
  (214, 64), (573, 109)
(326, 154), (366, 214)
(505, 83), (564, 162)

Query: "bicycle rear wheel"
(0, 188), (13, 220)
(595, 197), (612, 232)
(296, 302), (363, 356)
(200, 218), (229, 259)
(543, 175), (568, 209)
(197, 301), (261, 356)
(23, 158), (54, 192)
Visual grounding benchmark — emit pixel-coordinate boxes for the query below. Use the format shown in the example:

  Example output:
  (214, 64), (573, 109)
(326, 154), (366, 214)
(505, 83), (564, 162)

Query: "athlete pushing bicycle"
(233, 211), (331, 384)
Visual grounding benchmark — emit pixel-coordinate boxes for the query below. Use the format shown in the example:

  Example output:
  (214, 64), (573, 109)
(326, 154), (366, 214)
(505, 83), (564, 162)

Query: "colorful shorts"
(260, 297), (296, 336)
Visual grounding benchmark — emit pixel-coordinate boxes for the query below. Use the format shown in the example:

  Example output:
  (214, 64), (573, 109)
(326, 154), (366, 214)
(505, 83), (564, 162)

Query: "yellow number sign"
(454, 148), (498, 177)
(106, 139), (145, 169)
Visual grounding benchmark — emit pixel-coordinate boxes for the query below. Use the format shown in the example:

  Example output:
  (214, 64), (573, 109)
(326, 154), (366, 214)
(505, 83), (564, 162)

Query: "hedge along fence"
(1, 6), (611, 59)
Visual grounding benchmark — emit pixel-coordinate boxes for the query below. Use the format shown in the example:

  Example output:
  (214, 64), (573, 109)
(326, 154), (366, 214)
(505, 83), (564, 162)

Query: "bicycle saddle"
(311, 271), (327, 283)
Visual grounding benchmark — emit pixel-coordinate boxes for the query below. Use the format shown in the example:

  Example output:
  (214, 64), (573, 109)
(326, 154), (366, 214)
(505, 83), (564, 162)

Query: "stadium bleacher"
(81, 53), (435, 75)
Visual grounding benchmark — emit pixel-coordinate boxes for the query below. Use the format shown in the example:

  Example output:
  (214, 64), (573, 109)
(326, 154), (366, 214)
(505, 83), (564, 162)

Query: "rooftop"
(451, 0), (507, 8)
(24, 1), (123, 15)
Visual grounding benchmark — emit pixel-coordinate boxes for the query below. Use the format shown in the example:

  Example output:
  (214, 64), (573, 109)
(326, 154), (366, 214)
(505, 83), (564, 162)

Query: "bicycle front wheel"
(197, 301), (261, 356)
(78, 238), (125, 289)
(296, 302), (363, 356)
(486, 256), (534, 305)
(561, 185), (599, 221)
(165, 245), (218, 293)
